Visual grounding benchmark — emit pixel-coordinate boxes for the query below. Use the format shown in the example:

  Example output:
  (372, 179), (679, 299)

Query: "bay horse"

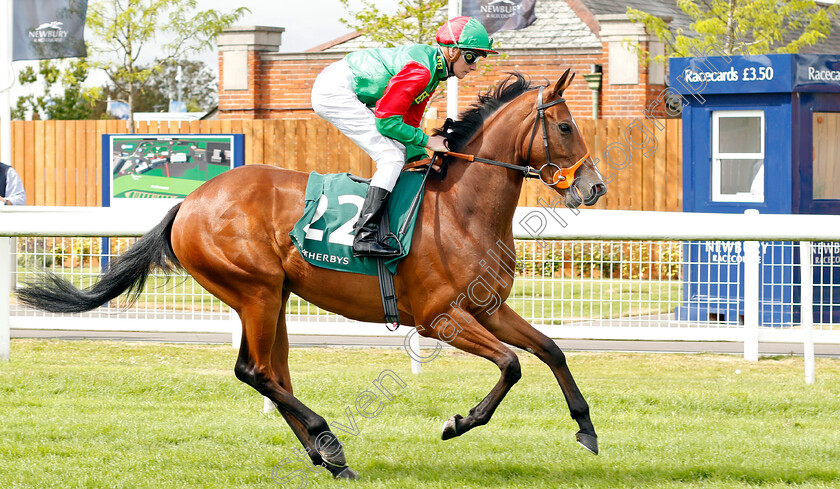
(19, 70), (606, 480)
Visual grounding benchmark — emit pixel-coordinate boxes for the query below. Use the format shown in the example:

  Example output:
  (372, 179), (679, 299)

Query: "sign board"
(670, 54), (840, 96)
(102, 134), (244, 210)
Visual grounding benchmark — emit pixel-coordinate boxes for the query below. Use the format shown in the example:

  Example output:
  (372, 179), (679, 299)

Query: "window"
(712, 110), (764, 202)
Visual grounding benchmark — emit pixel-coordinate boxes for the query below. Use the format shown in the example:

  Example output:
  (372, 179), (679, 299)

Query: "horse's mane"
(434, 72), (536, 152)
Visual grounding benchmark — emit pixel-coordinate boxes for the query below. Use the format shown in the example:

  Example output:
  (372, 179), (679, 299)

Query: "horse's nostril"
(593, 183), (606, 196)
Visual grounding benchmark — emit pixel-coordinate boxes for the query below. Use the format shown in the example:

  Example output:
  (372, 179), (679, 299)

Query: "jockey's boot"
(352, 186), (401, 258)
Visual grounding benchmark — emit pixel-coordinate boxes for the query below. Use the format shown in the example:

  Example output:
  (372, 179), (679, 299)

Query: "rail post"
(743, 239), (760, 361)
(743, 209), (761, 361)
(799, 241), (815, 384)
(1, 236), (10, 362)
(410, 330), (422, 374)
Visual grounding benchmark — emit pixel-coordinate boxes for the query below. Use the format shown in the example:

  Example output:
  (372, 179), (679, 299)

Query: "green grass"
(510, 278), (682, 322)
(1, 341), (839, 488)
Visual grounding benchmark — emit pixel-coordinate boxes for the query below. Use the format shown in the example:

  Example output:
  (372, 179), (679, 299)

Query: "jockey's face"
(449, 48), (482, 79)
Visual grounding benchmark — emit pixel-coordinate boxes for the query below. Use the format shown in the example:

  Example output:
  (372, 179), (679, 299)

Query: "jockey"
(311, 16), (498, 258)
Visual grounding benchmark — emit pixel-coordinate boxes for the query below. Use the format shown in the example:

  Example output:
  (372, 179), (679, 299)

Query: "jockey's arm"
(374, 62), (434, 151)
(404, 98), (447, 157)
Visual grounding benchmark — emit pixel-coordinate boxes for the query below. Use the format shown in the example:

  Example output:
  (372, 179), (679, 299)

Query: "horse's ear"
(549, 68), (575, 99)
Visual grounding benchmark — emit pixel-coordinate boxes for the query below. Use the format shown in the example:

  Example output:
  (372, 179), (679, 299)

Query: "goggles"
(461, 49), (484, 65)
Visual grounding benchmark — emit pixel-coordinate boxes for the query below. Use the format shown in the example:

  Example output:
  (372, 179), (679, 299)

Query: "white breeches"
(311, 59), (406, 192)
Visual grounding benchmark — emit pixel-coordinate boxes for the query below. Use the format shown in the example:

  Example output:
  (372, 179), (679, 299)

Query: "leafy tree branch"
(627, 0), (839, 62)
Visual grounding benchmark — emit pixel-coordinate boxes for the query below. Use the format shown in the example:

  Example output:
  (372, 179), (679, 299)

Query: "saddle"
(288, 169), (429, 328)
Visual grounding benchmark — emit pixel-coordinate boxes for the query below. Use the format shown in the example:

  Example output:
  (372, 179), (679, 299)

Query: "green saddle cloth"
(289, 171), (426, 276)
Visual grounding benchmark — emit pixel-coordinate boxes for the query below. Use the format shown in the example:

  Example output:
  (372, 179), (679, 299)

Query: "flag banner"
(13, 0), (88, 61)
(107, 100), (130, 120)
(461, 0), (537, 35)
(169, 101), (188, 113)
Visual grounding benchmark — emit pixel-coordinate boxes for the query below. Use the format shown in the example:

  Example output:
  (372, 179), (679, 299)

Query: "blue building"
(671, 54), (840, 325)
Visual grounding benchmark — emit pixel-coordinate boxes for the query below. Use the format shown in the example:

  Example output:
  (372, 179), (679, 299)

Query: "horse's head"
(435, 71), (606, 208)
(522, 70), (606, 208)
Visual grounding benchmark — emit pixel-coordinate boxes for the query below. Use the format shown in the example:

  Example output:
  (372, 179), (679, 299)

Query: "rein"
(438, 150), (543, 178)
(417, 85), (589, 189)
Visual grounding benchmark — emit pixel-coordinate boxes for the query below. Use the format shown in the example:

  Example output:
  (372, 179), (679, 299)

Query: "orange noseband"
(551, 151), (589, 189)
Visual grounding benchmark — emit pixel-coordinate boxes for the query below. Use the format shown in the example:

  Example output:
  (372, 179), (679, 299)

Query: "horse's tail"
(17, 204), (183, 314)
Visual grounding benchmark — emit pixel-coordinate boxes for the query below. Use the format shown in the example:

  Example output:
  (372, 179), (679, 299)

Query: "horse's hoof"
(321, 450), (347, 468)
(576, 432), (599, 455)
(318, 433), (347, 467)
(334, 466), (359, 480)
(323, 460), (359, 480)
(441, 414), (462, 440)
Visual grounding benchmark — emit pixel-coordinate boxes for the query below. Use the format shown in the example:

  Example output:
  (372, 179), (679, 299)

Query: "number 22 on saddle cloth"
(289, 171), (427, 276)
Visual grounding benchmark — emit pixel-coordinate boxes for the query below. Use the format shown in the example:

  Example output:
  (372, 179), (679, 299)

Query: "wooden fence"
(1, 118), (681, 210)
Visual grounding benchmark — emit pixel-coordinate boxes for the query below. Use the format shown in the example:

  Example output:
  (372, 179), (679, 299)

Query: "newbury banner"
(13, 0), (88, 61)
(462, 0), (537, 35)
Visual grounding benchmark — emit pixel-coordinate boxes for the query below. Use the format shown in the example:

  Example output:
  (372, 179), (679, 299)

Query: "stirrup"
(352, 239), (401, 258)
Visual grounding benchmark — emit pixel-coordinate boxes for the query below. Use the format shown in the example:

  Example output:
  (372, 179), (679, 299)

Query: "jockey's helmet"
(435, 16), (498, 55)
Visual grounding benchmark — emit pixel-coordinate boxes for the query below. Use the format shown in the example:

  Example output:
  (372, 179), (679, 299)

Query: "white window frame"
(712, 110), (765, 203)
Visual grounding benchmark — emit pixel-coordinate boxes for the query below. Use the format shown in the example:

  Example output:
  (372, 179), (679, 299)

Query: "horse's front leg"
(415, 307), (521, 439)
(479, 304), (598, 454)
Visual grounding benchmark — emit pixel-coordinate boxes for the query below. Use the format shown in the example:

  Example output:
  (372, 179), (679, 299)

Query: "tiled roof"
(321, 0), (601, 53)
(317, 0), (840, 55)
(802, 8), (840, 54)
(582, 0), (840, 55)
(492, 0), (601, 50)
(581, 0), (693, 35)
(582, 0), (682, 18)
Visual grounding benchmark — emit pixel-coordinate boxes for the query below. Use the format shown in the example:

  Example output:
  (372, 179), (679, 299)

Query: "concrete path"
(11, 329), (840, 357)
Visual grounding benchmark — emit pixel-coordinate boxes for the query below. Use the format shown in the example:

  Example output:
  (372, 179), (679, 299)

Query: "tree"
(12, 60), (97, 120)
(145, 60), (217, 112)
(338, 0), (447, 46)
(86, 0), (247, 129)
(627, 0), (839, 61)
(91, 59), (217, 119)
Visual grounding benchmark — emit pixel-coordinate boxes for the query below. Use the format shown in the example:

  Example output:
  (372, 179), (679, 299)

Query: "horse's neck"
(439, 116), (528, 235)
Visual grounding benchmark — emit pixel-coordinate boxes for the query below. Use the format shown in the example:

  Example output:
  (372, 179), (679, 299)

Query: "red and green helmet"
(435, 16), (498, 55)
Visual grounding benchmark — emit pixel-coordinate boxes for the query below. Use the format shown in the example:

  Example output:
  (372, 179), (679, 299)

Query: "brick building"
(215, 0), (670, 121)
(214, 0), (840, 121)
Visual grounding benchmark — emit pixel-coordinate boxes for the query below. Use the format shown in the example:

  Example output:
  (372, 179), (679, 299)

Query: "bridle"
(526, 85), (589, 189)
(442, 85), (590, 189)
(399, 84), (592, 246)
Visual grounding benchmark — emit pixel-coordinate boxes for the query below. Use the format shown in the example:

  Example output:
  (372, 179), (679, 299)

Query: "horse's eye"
(559, 123), (572, 134)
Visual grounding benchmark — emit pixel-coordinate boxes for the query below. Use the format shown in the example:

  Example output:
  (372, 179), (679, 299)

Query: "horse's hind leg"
(479, 304), (598, 454)
(415, 307), (522, 439)
(234, 289), (358, 479)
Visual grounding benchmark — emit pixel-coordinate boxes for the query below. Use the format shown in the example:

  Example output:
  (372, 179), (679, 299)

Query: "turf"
(1, 340), (839, 488)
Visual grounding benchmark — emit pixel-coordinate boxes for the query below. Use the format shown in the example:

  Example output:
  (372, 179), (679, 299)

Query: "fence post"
(799, 241), (815, 384)
(230, 310), (241, 349)
(410, 329), (422, 374)
(743, 232), (760, 360)
(1, 236), (10, 362)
